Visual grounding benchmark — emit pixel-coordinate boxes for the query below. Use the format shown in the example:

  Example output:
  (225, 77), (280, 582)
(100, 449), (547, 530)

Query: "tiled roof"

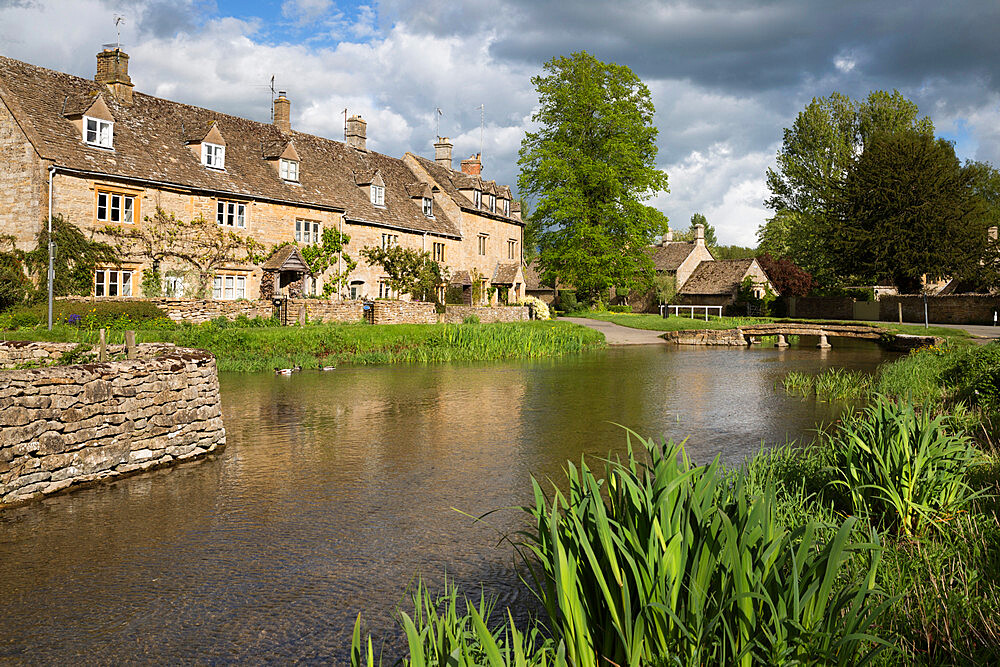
(523, 260), (552, 290)
(260, 245), (309, 272)
(450, 270), (472, 285)
(678, 259), (756, 295)
(409, 154), (522, 225)
(649, 242), (698, 272)
(492, 262), (520, 284)
(0, 54), (460, 238)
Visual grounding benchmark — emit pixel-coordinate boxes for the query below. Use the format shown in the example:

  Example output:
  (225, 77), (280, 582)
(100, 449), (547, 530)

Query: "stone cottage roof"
(492, 262), (521, 285)
(450, 270), (472, 286)
(0, 54), (460, 238)
(260, 245), (309, 272)
(678, 258), (758, 296)
(649, 242), (702, 272)
(409, 154), (523, 225)
(523, 260), (552, 291)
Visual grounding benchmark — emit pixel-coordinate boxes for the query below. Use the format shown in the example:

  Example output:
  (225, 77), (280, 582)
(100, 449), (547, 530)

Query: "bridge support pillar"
(817, 333), (831, 349)
(776, 334), (789, 348)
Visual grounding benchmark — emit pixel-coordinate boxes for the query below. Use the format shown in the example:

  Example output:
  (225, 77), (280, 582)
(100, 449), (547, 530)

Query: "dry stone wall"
(370, 300), (437, 324)
(880, 295), (1000, 325)
(0, 342), (226, 508)
(441, 305), (530, 323)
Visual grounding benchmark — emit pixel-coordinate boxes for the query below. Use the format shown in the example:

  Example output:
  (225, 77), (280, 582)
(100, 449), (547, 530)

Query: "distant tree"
(757, 254), (814, 297)
(103, 208), (267, 298)
(829, 130), (995, 293)
(764, 90), (934, 285)
(519, 197), (539, 263)
(518, 51), (669, 303)
(360, 245), (449, 302)
(688, 213), (717, 246)
(712, 245), (757, 261)
(25, 214), (120, 297)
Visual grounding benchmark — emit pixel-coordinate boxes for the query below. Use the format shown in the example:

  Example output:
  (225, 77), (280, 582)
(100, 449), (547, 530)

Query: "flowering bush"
(520, 295), (551, 320)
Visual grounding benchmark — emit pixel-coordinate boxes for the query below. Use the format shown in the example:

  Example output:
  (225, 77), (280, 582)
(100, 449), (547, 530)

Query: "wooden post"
(99, 328), (107, 362)
(898, 301), (902, 324)
(125, 330), (136, 359)
(298, 305), (307, 326)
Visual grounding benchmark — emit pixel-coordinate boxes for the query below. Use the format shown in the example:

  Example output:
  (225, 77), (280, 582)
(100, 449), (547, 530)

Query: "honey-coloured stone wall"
(0, 342), (226, 508)
(441, 305), (530, 324)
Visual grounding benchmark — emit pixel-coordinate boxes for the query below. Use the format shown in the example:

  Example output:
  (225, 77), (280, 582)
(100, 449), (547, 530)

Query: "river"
(0, 343), (896, 663)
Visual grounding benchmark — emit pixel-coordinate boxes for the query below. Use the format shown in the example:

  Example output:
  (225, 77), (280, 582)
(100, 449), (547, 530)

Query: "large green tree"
(829, 130), (997, 293)
(762, 90), (934, 284)
(518, 51), (669, 302)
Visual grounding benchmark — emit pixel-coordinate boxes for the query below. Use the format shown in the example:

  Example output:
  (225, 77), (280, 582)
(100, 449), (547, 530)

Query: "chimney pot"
(460, 153), (482, 176)
(346, 114), (367, 151)
(434, 137), (453, 169)
(95, 48), (134, 105)
(694, 223), (705, 246)
(273, 92), (291, 134)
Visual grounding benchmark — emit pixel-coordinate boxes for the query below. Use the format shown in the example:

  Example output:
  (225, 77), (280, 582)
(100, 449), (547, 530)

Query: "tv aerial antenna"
(113, 15), (125, 50)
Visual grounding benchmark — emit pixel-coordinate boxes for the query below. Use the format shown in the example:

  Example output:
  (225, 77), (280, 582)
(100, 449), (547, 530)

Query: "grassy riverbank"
(582, 311), (972, 342)
(352, 343), (1000, 665)
(2, 319), (606, 372)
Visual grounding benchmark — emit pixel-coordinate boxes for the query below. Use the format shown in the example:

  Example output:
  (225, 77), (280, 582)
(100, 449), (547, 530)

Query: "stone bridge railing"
(663, 322), (942, 350)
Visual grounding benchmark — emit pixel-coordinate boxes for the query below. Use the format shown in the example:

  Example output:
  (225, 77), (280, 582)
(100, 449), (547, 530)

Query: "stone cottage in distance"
(0, 48), (525, 304)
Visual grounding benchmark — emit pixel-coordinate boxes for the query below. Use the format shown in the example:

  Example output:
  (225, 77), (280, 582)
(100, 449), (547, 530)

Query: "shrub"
(0, 300), (168, 330)
(947, 344), (1000, 409)
(520, 295), (551, 320)
(827, 396), (982, 537)
(557, 290), (578, 313)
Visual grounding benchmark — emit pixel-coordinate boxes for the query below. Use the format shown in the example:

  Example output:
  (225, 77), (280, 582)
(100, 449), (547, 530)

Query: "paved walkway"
(878, 321), (1000, 341)
(562, 317), (667, 345)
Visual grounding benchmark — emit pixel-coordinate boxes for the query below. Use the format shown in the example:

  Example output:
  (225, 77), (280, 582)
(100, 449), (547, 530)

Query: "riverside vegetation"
(351, 342), (1000, 665)
(0, 302), (605, 372)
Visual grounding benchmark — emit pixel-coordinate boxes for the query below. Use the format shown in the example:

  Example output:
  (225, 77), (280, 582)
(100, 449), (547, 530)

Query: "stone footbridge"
(663, 321), (942, 350)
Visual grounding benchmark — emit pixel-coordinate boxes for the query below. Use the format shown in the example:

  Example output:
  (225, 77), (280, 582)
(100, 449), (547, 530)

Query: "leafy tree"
(688, 213), (717, 246)
(711, 245), (757, 260)
(518, 51), (669, 303)
(829, 130), (996, 293)
(24, 214), (120, 297)
(764, 90), (934, 284)
(360, 245), (448, 302)
(757, 253), (814, 297)
(103, 208), (267, 298)
(295, 228), (357, 298)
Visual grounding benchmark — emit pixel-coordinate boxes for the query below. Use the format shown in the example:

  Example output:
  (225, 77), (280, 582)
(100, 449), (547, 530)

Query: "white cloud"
(281, 0), (333, 24)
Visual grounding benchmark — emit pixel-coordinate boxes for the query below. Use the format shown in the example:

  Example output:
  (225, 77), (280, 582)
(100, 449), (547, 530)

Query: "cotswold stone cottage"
(0, 48), (524, 303)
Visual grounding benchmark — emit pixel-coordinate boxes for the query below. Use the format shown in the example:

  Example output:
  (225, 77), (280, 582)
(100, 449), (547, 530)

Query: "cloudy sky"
(2, 0), (999, 245)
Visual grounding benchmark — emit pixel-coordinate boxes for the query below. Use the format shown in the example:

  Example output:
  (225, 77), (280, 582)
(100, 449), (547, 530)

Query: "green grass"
(2, 320), (606, 372)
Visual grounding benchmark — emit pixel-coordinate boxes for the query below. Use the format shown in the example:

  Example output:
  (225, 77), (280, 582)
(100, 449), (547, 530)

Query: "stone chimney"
(346, 115), (367, 151)
(990, 226), (998, 241)
(694, 223), (705, 246)
(273, 91), (291, 134)
(461, 153), (482, 176)
(95, 48), (134, 105)
(661, 231), (673, 246)
(434, 137), (453, 169)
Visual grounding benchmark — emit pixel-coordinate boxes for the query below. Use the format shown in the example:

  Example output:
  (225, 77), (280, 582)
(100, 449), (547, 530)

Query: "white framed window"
(202, 142), (226, 169)
(216, 200), (247, 229)
(473, 190), (482, 208)
(378, 278), (397, 299)
(84, 116), (113, 148)
(213, 274), (246, 300)
(303, 275), (319, 296)
(432, 242), (445, 262)
(508, 239), (517, 260)
(371, 184), (385, 207)
(422, 197), (433, 217)
(479, 279), (489, 305)
(295, 219), (321, 244)
(164, 275), (185, 297)
(502, 199), (510, 216)
(478, 234), (488, 256)
(94, 269), (133, 297)
(349, 280), (364, 300)
(488, 194), (496, 213)
(382, 233), (399, 249)
(96, 191), (134, 223)
(280, 159), (299, 182)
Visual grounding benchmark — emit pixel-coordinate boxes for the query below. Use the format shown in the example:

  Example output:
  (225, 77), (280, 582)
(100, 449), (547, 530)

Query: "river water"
(0, 343), (896, 663)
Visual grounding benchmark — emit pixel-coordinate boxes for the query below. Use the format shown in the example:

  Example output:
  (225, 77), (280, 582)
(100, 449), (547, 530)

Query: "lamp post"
(47, 166), (55, 331)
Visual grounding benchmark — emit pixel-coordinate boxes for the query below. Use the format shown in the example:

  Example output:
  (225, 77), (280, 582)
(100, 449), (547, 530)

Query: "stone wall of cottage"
(0, 342), (226, 508)
(0, 96), (46, 249)
(880, 294), (1000, 325)
(787, 296), (856, 320)
(441, 305), (530, 324)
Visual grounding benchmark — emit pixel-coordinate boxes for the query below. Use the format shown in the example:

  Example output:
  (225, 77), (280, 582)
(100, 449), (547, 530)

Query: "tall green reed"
(519, 432), (889, 667)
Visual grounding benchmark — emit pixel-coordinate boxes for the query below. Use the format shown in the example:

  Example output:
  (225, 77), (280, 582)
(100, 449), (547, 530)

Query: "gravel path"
(562, 317), (668, 345)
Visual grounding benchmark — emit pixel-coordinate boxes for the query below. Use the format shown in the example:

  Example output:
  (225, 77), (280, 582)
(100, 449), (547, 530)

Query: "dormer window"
(371, 184), (385, 207)
(422, 197), (433, 217)
(84, 116), (113, 148)
(488, 194), (496, 213)
(474, 190), (482, 209)
(202, 142), (225, 169)
(280, 158), (299, 182)
(502, 199), (510, 216)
